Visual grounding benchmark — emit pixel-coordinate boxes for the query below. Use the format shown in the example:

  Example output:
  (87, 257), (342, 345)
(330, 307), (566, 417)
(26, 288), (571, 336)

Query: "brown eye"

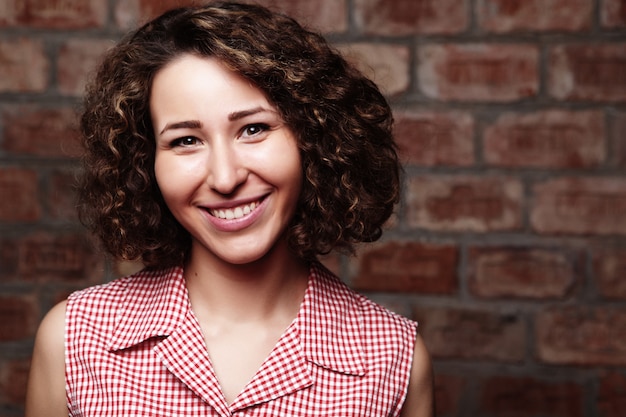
(171, 136), (199, 147)
(242, 123), (269, 138)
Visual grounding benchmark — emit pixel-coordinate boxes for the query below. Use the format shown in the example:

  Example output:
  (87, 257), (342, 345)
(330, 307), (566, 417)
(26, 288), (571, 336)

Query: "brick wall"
(0, 0), (624, 416)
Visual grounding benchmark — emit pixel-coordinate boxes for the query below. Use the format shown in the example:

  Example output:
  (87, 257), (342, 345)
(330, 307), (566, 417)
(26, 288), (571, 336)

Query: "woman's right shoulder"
(25, 300), (68, 417)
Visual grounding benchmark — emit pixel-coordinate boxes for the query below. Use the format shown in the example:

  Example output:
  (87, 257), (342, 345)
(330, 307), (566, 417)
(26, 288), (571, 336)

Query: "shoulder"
(312, 262), (417, 354)
(68, 267), (176, 311)
(32, 299), (67, 353)
(315, 264), (416, 337)
(25, 300), (67, 417)
(400, 334), (434, 417)
(311, 263), (432, 415)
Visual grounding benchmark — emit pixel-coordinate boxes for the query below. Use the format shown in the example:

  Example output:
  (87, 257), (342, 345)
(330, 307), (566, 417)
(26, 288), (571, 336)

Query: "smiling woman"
(152, 55), (303, 267)
(25, 2), (433, 417)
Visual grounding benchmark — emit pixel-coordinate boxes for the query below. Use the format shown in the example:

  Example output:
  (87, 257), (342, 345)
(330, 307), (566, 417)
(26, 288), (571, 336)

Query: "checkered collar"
(107, 263), (367, 377)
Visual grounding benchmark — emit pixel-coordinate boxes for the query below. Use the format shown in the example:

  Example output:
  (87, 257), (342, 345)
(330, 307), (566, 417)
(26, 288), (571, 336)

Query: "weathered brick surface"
(433, 374), (466, 417)
(0, 0), (107, 28)
(2, 106), (81, 157)
(0, 358), (30, 406)
(0, 168), (41, 223)
(115, 0), (348, 33)
(480, 376), (583, 417)
(0, 233), (103, 283)
(0, 295), (38, 342)
(601, 0), (626, 28)
(353, 0), (468, 35)
(536, 307), (626, 366)
(0, 38), (48, 93)
(48, 170), (79, 221)
(477, 0), (593, 33)
(413, 306), (526, 362)
(598, 372), (626, 417)
(549, 44), (626, 102)
(468, 246), (579, 299)
(255, 0), (348, 33)
(407, 175), (523, 232)
(337, 43), (410, 96)
(418, 43), (538, 102)
(114, 0), (194, 28)
(351, 241), (458, 294)
(531, 177), (626, 235)
(483, 110), (605, 168)
(592, 247), (626, 300)
(57, 39), (114, 96)
(394, 110), (475, 167)
(612, 110), (626, 168)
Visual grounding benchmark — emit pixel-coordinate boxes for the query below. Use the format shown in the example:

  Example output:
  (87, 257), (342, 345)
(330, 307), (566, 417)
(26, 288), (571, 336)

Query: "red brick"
(549, 44), (626, 102)
(0, 168), (41, 223)
(394, 110), (475, 167)
(536, 307), (626, 366)
(114, 0), (191, 29)
(337, 43), (410, 96)
(468, 247), (579, 299)
(48, 170), (79, 221)
(0, 358), (30, 406)
(601, 0), (626, 28)
(483, 110), (605, 168)
(354, 0), (468, 35)
(0, 38), (48, 93)
(477, 0), (592, 33)
(434, 374), (466, 416)
(592, 247), (626, 300)
(0, 295), (38, 342)
(0, 0), (107, 29)
(480, 376), (583, 417)
(612, 110), (626, 168)
(531, 177), (626, 235)
(407, 175), (523, 232)
(0, 233), (103, 283)
(598, 372), (626, 417)
(351, 241), (458, 294)
(2, 106), (81, 157)
(413, 306), (526, 362)
(57, 39), (113, 96)
(254, 0), (348, 33)
(418, 43), (538, 102)
(115, 0), (348, 33)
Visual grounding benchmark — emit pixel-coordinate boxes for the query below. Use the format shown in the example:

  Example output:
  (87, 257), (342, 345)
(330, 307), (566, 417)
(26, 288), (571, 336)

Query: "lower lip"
(203, 197), (268, 232)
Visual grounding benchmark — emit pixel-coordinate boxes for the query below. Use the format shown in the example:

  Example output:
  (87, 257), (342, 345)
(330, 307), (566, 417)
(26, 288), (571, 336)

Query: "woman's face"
(151, 54), (302, 266)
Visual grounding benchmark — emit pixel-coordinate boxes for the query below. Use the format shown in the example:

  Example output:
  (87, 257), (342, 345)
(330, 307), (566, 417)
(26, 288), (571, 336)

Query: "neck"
(184, 240), (309, 324)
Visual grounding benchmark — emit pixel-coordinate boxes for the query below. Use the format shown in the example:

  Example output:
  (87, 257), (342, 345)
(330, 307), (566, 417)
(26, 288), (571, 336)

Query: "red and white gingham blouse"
(65, 263), (417, 416)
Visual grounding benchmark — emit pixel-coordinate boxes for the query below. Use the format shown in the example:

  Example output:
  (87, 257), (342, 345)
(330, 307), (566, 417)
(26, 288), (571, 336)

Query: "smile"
(209, 200), (260, 220)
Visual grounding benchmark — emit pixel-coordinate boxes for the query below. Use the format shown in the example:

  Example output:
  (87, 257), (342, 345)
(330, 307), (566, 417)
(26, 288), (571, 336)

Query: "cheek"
(154, 154), (206, 202)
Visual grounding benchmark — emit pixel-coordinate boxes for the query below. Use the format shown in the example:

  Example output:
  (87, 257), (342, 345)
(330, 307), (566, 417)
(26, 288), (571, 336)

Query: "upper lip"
(199, 193), (269, 211)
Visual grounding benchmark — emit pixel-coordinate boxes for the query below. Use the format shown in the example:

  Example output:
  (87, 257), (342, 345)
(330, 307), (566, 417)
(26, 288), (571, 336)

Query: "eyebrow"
(159, 120), (202, 135)
(228, 106), (274, 121)
(159, 107), (275, 135)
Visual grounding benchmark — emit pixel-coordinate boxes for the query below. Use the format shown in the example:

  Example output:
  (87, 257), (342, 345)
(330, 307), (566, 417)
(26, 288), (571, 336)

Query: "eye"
(241, 123), (269, 139)
(170, 136), (199, 147)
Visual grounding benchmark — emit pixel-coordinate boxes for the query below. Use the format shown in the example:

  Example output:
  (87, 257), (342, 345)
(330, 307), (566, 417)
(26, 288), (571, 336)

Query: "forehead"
(150, 54), (275, 125)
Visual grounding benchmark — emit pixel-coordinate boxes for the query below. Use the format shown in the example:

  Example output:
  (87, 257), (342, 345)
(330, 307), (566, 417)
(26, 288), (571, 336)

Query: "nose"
(206, 141), (248, 195)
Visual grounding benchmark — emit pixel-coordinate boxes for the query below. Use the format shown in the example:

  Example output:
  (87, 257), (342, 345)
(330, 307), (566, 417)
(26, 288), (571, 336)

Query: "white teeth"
(210, 201), (258, 219)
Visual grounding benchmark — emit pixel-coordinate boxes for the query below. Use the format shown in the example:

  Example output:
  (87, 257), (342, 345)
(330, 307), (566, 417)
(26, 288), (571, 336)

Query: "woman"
(26, 2), (433, 416)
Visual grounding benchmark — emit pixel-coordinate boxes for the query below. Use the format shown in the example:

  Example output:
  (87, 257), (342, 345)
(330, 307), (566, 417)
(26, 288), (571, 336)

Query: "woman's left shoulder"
(400, 334), (434, 417)
(357, 294), (417, 340)
(313, 262), (417, 341)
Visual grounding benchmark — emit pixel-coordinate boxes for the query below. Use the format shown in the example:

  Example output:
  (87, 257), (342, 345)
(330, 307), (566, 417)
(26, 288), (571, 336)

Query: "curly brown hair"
(78, 1), (400, 269)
